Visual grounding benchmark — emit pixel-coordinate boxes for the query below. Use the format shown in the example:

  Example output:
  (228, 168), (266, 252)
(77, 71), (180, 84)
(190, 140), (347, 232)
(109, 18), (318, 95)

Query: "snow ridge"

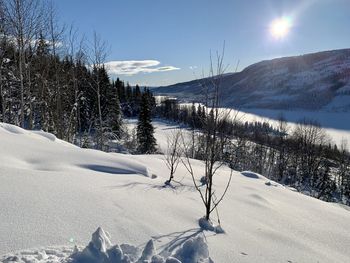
(70, 227), (212, 263)
(1, 227), (212, 263)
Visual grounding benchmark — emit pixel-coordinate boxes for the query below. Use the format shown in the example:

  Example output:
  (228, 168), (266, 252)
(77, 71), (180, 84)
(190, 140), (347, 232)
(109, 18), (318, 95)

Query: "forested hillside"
(154, 49), (350, 111)
(0, 0), (157, 151)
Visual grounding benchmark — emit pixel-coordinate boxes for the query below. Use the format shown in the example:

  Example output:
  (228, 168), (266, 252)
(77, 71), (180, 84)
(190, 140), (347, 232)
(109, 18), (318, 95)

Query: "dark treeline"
(0, 35), (114, 140)
(0, 0), (157, 152)
(157, 98), (350, 205)
(0, 33), (154, 146)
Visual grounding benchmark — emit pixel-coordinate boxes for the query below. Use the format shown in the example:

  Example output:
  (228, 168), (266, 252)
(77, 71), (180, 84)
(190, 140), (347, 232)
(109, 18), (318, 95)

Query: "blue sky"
(55, 0), (350, 86)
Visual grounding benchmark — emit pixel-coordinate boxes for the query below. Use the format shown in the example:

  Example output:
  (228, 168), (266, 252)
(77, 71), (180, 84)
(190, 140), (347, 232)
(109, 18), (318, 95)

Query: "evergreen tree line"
(0, 33), (118, 144)
(157, 98), (350, 205)
(0, 0), (158, 153)
(0, 33), (156, 150)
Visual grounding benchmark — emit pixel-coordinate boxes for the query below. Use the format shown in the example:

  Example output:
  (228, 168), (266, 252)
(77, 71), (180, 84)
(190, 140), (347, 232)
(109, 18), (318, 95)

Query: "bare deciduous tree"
(46, 0), (65, 138)
(292, 119), (329, 187)
(337, 139), (349, 200)
(88, 31), (108, 150)
(0, 0), (6, 122)
(276, 113), (289, 182)
(181, 46), (234, 226)
(164, 129), (183, 185)
(3, 0), (44, 127)
(65, 24), (86, 143)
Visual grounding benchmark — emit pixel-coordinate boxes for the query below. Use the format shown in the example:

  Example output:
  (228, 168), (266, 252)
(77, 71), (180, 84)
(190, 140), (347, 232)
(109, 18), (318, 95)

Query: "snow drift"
(1, 121), (350, 262)
(70, 227), (211, 263)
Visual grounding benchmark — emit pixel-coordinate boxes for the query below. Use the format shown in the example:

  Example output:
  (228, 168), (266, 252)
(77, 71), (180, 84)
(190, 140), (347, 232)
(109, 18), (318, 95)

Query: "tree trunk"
(19, 48), (25, 127)
(97, 85), (103, 150)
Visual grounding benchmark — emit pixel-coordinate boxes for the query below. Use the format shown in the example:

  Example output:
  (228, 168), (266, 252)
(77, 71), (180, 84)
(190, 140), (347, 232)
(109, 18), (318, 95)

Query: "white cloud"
(104, 60), (180, 76)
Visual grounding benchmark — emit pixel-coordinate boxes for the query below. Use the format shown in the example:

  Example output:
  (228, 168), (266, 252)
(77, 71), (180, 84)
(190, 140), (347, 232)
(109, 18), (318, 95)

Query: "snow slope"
(1, 121), (350, 262)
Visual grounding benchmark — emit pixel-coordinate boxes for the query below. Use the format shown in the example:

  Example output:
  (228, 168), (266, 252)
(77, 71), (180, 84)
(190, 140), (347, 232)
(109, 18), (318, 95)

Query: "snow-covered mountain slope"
(154, 48), (350, 112)
(1, 121), (350, 263)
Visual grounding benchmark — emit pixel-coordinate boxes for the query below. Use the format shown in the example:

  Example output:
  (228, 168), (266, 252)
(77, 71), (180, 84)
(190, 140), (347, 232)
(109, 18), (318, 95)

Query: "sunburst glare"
(270, 16), (292, 39)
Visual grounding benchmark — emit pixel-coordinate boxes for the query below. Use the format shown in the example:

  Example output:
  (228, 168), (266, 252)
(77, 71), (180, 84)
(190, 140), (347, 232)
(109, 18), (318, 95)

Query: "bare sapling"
(180, 44), (236, 231)
(164, 129), (183, 186)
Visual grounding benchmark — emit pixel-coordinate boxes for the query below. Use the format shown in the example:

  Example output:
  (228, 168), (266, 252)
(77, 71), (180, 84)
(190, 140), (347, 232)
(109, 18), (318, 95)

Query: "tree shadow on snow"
(107, 181), (196, 194)
(151, 228), (204, 257)
(159, 126), (179, 131)
(79, 164), (145, 176)
(241, 171), (260, 179)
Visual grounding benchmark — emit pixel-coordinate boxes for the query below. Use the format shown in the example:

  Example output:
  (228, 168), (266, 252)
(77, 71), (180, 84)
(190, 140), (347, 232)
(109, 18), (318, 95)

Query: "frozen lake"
(177, 100), (350, 150)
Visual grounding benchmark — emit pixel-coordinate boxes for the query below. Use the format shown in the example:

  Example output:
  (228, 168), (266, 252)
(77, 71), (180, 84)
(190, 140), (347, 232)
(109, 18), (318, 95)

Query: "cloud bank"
(104, 60), (180, 76)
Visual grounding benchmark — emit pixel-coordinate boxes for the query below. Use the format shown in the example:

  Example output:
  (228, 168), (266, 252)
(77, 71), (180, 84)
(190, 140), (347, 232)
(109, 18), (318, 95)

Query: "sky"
(54, 0), (350, 87)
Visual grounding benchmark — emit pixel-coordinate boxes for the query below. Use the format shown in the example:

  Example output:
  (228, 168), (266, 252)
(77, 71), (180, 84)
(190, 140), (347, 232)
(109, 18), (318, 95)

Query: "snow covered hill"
(1, 121), (350, 262)
(154, 48), (350, 112)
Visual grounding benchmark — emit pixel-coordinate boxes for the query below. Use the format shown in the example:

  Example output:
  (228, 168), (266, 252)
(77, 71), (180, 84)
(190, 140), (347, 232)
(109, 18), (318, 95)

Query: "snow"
(126, 119), (189, 153)
(72, 227), (141, 263)
(0, 122), (149, 175)
(177, 103), (350, 151)
(155, 49), (350, 113)
(139, 239), (156, 262)
(173, 236), (210, 263)
(198, 218), (224, 234)
(90, 227), (112, 253)
(1, 121), (350, 262)
(236, 108), (350, 150)
(164, 258), (181, 263)
(0, 227), (211, 263)
(323, 95), (350, 112)
(0, 247), (75, 263)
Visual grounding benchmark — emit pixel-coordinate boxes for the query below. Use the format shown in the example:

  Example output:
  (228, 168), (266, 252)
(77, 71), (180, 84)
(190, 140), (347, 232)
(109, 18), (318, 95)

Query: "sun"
(270, 17), (292, 39)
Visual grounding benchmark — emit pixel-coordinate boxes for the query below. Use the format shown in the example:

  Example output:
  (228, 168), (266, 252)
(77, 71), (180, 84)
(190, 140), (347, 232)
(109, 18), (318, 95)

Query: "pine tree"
(136, 93), (157, 154)
(134, 84), (141, 101)
(316, 163), (336, 201)
(126, 83), (132, 102)
(132, 84), (142, 115)
(115, 78), (125, 103)
(107, 82), (122, 138)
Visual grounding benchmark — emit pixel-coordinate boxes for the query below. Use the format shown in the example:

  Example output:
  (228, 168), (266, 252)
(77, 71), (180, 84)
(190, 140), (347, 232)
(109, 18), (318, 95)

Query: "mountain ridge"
(154, 48), (350, 111)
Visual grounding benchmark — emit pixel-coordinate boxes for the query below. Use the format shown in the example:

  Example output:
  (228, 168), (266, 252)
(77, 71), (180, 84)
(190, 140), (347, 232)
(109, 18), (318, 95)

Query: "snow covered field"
(1, 121), (350, 262)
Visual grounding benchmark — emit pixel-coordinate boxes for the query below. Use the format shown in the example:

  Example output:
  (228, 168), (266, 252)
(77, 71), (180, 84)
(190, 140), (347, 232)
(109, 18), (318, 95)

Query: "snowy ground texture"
(1, 121), (350, 262)
(2, 227), (211, 263)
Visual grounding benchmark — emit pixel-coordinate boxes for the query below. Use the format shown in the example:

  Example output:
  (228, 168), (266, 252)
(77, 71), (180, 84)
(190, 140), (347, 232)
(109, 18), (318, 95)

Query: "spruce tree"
(136, 93), (157, 154)
(126, 83), (132, 102)
(107, 82), (122, 138)
(115, 78), (125, 103)
(133, 84), (142, 115)
(190, 102), (196, 129)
